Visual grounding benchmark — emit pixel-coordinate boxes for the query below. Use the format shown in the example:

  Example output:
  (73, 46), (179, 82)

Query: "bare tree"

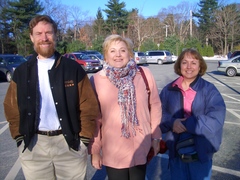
(157, 1), (197, 43)
(41, 0), (69, 41)
(68, 6), (93, 42)
(210, 4), (240, 55)
(128, 12), (162, 51)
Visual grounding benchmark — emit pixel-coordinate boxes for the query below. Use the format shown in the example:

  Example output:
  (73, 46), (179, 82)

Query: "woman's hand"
(91, 153), (102, 169)
(173, 118), (187, 134)
(151, 139), (160, 156)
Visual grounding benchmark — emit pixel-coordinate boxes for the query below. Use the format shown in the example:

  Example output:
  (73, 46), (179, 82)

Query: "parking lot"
(0, 60), (240, 180)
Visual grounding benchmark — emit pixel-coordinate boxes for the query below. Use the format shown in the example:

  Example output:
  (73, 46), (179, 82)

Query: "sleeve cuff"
(80, 136), (90, 147)
(15, 135), (24, 147)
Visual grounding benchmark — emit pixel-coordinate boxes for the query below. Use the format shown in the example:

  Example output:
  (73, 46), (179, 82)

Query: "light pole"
(163, 24), (170, 37)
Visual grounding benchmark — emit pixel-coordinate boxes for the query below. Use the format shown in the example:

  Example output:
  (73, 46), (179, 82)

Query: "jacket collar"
(168, 75), (201, 91)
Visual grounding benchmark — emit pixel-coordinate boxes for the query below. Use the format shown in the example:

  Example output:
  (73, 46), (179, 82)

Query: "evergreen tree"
(164, 35), (180, 55)
(92, 36), (105, 53)
(93, 8), (106, 38)
(193, 0), (218, 44)
(103, 0), (129, 35)
(1, 0), (43, 55)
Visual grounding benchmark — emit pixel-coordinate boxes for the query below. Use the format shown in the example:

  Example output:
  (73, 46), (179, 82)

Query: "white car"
(217, 55), (240, 77)
(145, 50), (173, 65)
(133, 51), (147, 65)
(172, 55), (178, 62)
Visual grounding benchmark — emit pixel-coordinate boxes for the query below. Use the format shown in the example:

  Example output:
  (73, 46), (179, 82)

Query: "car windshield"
(165, 51), (171, 56)
(74, 54), (81, 59)
(85, 51), (100, 55)
(81, 55), (90, 60)
(138, 52), (145, 56)
(74, 54), (90, 60)
(5, 56), (26, 64)
(88, 55), (98, 60)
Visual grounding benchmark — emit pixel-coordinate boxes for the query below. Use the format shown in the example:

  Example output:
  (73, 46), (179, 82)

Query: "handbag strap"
(138, 67), (151, 110)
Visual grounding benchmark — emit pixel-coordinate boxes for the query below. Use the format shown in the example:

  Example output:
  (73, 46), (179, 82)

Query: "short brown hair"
(174, 48), (207, 76)
(29, 15), (57, 35)
(102, 34), (134, 60)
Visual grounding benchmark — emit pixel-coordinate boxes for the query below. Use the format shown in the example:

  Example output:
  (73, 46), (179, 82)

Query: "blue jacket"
(160, 75), (226, 162)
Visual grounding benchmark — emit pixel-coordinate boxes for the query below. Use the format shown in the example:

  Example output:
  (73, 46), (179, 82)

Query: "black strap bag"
(176, 137), (198, 163)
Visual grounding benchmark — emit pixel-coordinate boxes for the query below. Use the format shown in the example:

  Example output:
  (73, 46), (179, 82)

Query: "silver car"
(133, 51), (147, 65)
(145, 50), (173, 65)
(217, 55), (240, 77)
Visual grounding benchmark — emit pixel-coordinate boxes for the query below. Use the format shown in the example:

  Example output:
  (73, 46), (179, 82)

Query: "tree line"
(0, 0), (239, 57)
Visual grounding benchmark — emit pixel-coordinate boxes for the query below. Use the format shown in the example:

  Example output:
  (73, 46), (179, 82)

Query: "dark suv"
(0, 54), (26, 82)
(230, 51), (240, 59)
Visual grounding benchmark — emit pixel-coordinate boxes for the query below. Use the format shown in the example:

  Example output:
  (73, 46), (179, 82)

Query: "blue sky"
(60, 0), (238, 18)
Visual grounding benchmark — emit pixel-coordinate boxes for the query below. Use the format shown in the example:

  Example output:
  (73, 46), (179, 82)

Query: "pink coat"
(89, 67), (162, 168)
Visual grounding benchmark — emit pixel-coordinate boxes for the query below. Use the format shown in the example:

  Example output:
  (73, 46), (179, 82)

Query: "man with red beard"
(3, 15), (100, 180)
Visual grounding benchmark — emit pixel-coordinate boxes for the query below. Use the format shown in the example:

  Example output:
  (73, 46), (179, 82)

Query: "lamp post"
(163, 24), (170, 37)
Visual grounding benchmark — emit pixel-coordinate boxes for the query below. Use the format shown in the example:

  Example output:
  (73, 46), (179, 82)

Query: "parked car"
(230, 50), (240, 59)
(0, 54), (27, 82)
(25, 54), (33, 60)
(171, 54), (178, 62)
(133, 51), (147, 65)
(79, 50), (103, 60)
(145, 50), (173, 64)
(63, 52), (102, 72)
(87, 54), (104, 66)
(217, 55), (240, 77)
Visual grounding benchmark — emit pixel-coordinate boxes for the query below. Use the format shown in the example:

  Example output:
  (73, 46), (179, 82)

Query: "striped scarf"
(103, 60), (139, 138)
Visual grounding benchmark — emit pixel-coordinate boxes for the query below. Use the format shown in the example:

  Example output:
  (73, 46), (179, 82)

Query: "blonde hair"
(102, 34), (134, 60)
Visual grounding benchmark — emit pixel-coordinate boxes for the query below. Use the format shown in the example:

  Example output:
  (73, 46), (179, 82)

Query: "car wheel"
(6, 72), (12, 82)
(226, 67), (237, 77)
(157, 60), (163, 65)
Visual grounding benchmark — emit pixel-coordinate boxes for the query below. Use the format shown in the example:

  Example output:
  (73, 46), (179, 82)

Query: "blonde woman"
(89, 34), (162, 180)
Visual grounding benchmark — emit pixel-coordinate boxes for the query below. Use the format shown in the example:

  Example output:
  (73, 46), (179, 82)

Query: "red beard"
(35, 41), (55, 58)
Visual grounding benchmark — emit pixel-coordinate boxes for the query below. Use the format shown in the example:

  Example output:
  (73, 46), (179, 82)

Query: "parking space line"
(222, 94), (240, 102)
(4, 158), (21, 180)
(0, 121), (7, 124)
(212, 165), (240, 177)
(214, 81), (225, 86)
(222, 93), (240, 96)
(226, 108), (240, 111)
(224, 121), (240, 126)
(227, 109), (240, 119)
(225, 121), (240, 126)
(0, 123), (8, 135)
(224, 101), (240, 104)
